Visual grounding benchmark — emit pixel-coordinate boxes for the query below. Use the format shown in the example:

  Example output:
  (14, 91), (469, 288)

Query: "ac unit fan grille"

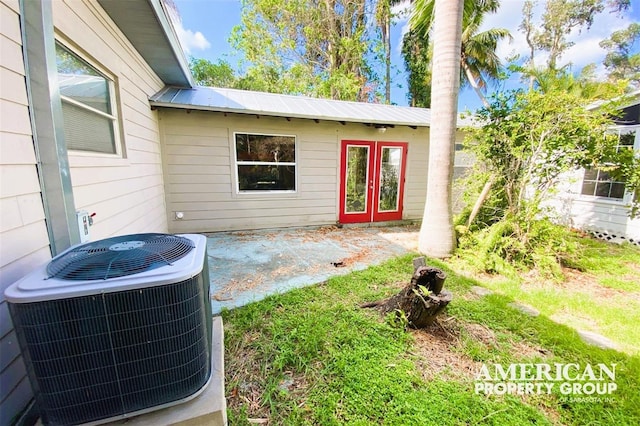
(46, 233), (195, 280)
(10, 275), (211, 425)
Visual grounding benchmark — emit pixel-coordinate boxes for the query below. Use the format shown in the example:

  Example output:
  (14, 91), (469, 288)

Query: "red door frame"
(339, 140), (408, 224)
(372, 142), (408, 222)
(339, 141), (375, 223)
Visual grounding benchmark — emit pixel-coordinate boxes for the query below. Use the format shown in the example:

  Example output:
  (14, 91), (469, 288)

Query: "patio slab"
(206, 225), (420, 313)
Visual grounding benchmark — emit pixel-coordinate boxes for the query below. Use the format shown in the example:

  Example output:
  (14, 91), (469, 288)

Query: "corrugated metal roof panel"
(150, 86), (477, 128)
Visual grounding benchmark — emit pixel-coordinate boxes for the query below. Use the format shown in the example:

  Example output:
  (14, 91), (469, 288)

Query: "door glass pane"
(378, 147), (401, 212)
(345, 146), (369, 213)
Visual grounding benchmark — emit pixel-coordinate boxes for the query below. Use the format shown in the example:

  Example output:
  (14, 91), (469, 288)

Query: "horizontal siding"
(160, 109), (432, 232)
(546, 167), (640, 240)
(2, 0), (175, 421)
(54, 0), (168, 241)
(0, 0), (49, 422)
(563, 198), (640, 240)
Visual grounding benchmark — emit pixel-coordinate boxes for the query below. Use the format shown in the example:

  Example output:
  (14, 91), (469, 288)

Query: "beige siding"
(1, 0), (171, 422)
(160, 109), (432, 233)
(54, 0), (168, 240)
(0, 0), (50, 422)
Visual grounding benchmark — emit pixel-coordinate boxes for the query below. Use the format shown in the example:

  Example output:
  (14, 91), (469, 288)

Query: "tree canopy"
(229, 0), (387, 101)
(403, 0), (510, 107)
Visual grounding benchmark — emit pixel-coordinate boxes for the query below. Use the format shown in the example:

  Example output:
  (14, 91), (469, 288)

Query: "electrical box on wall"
(76, 210), (93, 243)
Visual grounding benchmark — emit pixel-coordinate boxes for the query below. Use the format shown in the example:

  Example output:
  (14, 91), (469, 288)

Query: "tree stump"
(361, 258), (453, 328)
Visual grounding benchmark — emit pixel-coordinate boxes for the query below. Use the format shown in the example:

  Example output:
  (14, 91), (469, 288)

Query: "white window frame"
(580, 127), (638, 203)
(233, 132), (298, 194)
(55, 41), (122, 157)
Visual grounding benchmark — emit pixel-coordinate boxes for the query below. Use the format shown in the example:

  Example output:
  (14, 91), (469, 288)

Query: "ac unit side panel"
(10, 273), (211, 426)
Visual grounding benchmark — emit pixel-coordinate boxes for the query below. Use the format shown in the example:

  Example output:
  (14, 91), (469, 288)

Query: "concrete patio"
(206, 224), (421, 313)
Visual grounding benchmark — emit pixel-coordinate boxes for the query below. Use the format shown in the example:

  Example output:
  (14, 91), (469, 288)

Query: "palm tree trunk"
(418, 0), (464, 258)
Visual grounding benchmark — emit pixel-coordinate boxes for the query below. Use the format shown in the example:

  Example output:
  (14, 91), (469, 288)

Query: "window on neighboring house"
(55, 43), (119, 154)
(580, 132), (635, 200)
(234, 133), (296, 192)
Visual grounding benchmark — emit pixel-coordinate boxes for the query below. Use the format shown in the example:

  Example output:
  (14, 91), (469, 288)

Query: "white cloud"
(166, 3), (211, 55)
(175, 25), (211, 54)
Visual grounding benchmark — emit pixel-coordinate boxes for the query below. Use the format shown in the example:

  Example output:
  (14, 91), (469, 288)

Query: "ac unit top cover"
(4, 233), (208, 303)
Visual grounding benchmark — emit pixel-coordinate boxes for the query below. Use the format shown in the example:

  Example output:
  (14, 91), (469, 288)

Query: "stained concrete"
(205, 225), (420, 313)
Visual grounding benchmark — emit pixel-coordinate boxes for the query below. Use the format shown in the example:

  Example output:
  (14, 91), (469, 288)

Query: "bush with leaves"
(458, 87), (632, 277)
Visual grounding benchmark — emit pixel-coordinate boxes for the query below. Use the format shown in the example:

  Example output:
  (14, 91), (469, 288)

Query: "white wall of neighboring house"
(546, 127), (640, 243)
(1, 0), (171, 422)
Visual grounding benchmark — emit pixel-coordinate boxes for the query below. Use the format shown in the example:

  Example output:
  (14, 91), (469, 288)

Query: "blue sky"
(170, 0), (640, 112)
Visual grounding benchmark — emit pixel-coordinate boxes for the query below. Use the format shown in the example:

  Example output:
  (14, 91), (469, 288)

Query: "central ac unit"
(5, 233), (212, 425)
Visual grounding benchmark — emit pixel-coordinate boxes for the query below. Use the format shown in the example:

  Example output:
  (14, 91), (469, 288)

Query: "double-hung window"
(55, 43), (119, 154)
(581, 132), (635, 200)
(234, 133), (296, 192)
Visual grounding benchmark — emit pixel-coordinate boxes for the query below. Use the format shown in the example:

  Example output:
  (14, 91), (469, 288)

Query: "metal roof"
(149, 86), (476, 128)
(98, 0), (193, 87)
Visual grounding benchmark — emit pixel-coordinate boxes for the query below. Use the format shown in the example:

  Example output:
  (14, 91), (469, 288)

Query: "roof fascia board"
(97, 0), (194, 87)
(148, 0), (194, 87)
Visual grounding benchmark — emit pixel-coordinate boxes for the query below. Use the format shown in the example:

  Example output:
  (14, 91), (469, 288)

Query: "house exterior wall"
(544, 125), (640, 242)
(1, 1), (170, 422)
(0, 1), (51, 422)
(159, 109), (441, 233)
(54, 0), (169, 240)
(548, 167), (640, 243)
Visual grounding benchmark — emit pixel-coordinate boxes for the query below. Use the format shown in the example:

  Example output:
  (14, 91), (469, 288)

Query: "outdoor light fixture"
(375, 124), (387, 133)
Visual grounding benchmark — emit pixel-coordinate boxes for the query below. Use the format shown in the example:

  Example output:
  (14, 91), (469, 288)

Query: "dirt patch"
(463, 322), (498, 347)
(511, 340), (553, 359)
(410, 317), (481, 381)
(522, 267), (640, 304)
(626, 261), (640, 273)
(410, 317), (552, 382)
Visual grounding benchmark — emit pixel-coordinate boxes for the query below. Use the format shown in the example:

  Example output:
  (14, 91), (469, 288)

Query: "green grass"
(222, 249), (640, 425)
(449, 237), (640, 354)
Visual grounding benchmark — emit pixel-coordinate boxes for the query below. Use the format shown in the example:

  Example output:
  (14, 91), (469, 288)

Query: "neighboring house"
(0, 0), (469, 423)
(547, 93), (640, 244)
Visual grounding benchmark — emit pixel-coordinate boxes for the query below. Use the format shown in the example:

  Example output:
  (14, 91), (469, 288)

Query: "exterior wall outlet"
(77, 210), (91, 243)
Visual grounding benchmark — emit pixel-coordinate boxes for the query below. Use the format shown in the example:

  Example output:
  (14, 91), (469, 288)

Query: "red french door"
(339, 140), (408, 224)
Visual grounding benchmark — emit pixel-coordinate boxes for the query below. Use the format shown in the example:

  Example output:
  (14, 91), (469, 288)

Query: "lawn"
(221, 237), (640, 425)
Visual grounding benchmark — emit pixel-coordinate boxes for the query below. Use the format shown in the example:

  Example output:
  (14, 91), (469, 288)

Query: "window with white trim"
(55, 43), (119, 154)
(581, 132), (635, 200)
(234, 133), (296, 192)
